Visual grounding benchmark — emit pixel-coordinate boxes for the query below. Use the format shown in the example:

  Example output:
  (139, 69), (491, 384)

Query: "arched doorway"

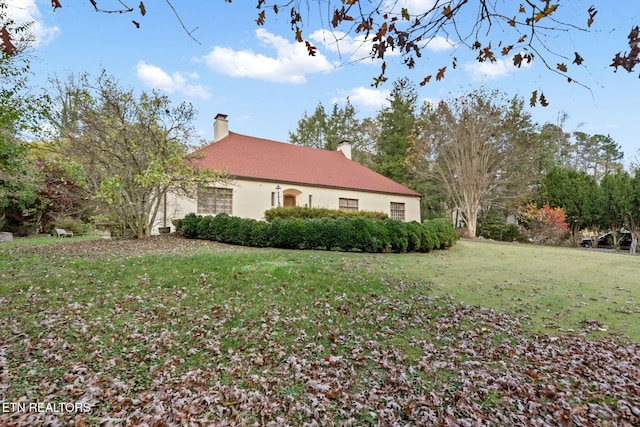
(282, 188), (302, 207)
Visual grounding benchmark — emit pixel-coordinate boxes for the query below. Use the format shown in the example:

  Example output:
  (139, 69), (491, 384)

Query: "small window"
(339, 198), (358, 211)
(197, 187), (233, 215)
(390, 202), (405, 221)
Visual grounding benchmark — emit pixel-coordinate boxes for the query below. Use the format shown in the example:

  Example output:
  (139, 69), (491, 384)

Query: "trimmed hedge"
(264, 206), (388, 222)
(175, 213), (457, 253)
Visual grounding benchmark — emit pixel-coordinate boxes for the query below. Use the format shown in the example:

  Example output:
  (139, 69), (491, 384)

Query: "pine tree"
(374, 77), (417, 186)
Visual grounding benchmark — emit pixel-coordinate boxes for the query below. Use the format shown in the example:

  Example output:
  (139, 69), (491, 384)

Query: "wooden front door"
(283, 195), (296, 207)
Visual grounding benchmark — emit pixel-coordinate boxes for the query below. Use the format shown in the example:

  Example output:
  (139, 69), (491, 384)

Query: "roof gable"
(193, 132), (420, 197)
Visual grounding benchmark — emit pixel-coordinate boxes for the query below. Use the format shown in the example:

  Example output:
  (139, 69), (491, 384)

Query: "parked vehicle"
(579, 237), (593, 248)
(596, 232), (632, 250)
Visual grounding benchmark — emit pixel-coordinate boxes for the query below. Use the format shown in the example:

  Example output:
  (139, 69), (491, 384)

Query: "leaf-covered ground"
(1, 236), (639, 426)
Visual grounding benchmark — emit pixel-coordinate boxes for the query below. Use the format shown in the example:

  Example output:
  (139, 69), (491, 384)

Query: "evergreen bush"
(384, 219), (409, 253)
(477, 208), (522, 242)
(264, 206), (388, 221)
(405, 221), (423, 252)
(426, 218), (458, 248)
(174, 213), (456, 253)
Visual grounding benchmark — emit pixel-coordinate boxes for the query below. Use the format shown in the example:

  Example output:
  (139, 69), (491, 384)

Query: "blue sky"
(11, 1), (640, 164)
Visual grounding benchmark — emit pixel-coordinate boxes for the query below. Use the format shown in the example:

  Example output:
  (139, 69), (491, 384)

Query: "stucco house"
(154, 114), (421, 233)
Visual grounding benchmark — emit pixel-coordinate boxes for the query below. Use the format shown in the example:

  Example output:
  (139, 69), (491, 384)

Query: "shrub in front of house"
(383, 219), (409, 253)
(425, 217), (458, 249)
(405, 221), (423, 252)
(246, 219), (271, 247)
(179, 213), (203, 239)
(175, 213), (456, 253)
(303, 217), (333, 250)
(351, 216), (386, 253)
(420, 223), (439, 252)
(264, 206), (388, 222)
(269, 217), (306, 249)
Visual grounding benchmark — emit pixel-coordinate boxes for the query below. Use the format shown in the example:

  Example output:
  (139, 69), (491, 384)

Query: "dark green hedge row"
(264, 206), (388, 222)
(175, 213), (457, 253)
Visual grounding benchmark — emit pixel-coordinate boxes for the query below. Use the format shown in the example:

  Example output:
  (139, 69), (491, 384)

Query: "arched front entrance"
(282, 188), (302, 207)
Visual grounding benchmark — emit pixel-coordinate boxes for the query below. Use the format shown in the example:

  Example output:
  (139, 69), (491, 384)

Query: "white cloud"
(332, 86), (390, 110)
(6, 0), (59, 46)
(309, 29), (387, 63)
(136, 61), (211, 99)
(201, 28), (337, 84)
(463, 55), (533, 80)
(424, 35), (456, 52)
(383, 0), (437, 16)
(309, 28), (453, 65)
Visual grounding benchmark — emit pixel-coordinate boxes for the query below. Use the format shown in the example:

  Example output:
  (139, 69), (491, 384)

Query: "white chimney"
(214, 113), (229, 141)
(337, 140), (352, 160)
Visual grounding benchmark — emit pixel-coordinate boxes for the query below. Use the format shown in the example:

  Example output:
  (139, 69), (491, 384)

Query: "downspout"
(163, 192), (167, 227)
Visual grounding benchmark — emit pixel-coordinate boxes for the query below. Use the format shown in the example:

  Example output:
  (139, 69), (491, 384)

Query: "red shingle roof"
(193, 132), (420, 197)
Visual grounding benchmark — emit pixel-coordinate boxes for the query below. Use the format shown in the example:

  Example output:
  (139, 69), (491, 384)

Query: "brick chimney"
(337, 140), (352, 160)
(214, 113), (229, 142)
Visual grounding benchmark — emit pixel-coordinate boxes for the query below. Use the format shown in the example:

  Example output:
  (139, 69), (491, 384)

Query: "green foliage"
(374, 77), (417, 186)
(542, 167), (602, 234)
(176, 213), (201, 238)
(303, 217), (334, 250)
(264, 206), (388, 221)
(383, 219), (409, 253)
(405, 221), (423, 252)
(288, 99), (375, 166)
(46, 71), (226, 238)
(175, 213), (456, 253)
(599, 170), (634, 233)
(425, 218), (458, 249)
(52, 216), (90, 236)
(477, 208), (522, 242)
(246, 219), (271, 247)
(269, 217), (306, 249)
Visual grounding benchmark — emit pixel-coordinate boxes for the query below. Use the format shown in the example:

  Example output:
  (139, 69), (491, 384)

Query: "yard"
(0, 235), (638, 425)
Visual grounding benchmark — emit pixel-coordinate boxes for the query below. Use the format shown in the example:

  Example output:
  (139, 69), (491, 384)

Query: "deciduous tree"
(0, 6), (45, 229)
(517, 203), (570, 244)
(46, 71), (225, 238)
(413, 89), (535, 237)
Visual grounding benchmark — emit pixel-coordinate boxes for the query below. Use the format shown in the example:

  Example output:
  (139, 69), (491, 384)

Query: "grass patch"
(380, 239), (640, 340)
(0, 236), (638, 425)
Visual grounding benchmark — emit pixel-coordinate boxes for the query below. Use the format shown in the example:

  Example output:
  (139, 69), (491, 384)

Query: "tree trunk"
(465, 209), (478, 238)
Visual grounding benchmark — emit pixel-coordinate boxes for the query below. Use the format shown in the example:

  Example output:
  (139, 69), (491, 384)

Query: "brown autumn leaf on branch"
(47, 2), (640, 105)
(419, 75), (432, 86)
(611, 26), (640, 74)
(0, 26), (16, 55)
(305, 40), (317, 56)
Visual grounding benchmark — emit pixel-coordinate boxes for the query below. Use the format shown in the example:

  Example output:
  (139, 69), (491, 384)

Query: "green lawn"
(381, 239), (640, 341)
(0, 236), (638, 425)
